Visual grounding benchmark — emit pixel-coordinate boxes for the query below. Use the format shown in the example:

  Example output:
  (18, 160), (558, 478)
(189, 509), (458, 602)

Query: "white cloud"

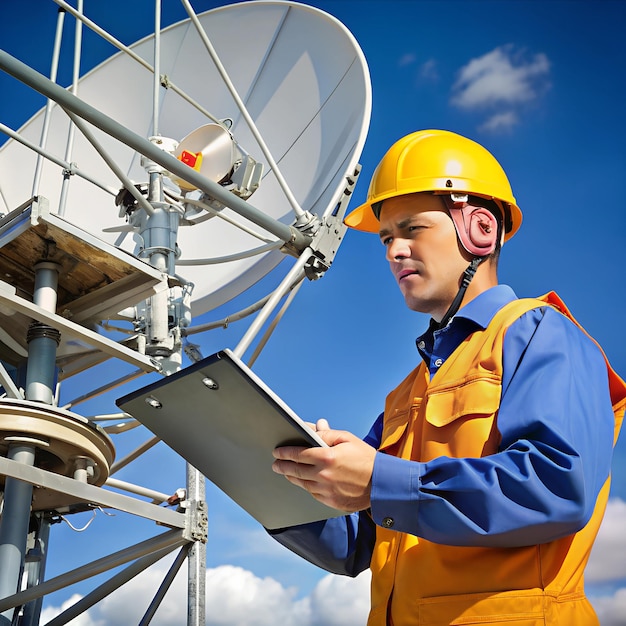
(308, 570), (371, 626)
(39, 593), (103, 626)
(204, 565), (310, 626)
(40, 565), (369, 626)
(585, 499), (626, 625)
(398, 52), (417, 67)
(590, 588), (626, 626)
(419, 58), (439, 81)
(450, 45), (550, 132)
(479, 111), (519, 133)
(587, 498), (626, 582)
(396, 53), (438, 82)
(452, 45), (550, 110)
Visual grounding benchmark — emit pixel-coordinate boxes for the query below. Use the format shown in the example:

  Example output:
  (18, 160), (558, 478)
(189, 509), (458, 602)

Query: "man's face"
(378, 193), (469, 320)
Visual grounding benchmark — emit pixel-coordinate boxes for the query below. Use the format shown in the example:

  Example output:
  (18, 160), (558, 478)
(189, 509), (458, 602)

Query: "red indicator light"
(179, 150), (199, 168)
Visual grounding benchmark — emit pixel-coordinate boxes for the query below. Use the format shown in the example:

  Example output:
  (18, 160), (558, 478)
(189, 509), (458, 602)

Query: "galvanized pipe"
(25, 262), (61, 404)
(31, 7), (66, 198)
(0, 445), (37, 626)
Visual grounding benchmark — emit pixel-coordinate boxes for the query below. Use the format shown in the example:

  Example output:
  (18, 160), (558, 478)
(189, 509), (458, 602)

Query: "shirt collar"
(453, 284), (518, 329)
(415, 285), (518, 373)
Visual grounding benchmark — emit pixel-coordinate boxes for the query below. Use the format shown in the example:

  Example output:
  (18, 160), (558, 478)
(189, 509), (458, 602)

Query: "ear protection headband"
(441, 194), (499, 257)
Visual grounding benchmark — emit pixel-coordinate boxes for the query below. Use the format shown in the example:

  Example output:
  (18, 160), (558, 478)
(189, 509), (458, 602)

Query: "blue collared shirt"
(416, 285), (516, 378)
(270, 286), (615, 572)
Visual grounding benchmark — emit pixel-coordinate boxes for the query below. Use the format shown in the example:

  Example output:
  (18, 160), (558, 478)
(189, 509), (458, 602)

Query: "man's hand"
(272, 419), (376, 513)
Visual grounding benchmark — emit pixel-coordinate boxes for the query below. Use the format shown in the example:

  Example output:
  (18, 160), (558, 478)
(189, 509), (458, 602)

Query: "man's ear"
(449, 207), (499, 257)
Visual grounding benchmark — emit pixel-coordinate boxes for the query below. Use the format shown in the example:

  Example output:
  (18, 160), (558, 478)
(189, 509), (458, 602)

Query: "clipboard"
(116, 348), (345, 529)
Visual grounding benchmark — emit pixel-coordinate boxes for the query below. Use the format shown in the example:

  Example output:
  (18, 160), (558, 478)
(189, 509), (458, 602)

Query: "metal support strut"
(0, 262), (61, 626)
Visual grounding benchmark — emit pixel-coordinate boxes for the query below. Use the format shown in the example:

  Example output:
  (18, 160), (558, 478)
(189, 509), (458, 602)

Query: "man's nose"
(387, 237), (410, 261)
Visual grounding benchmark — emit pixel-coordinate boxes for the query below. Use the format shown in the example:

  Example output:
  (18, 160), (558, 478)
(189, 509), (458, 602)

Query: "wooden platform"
(0, 196), (167, 371)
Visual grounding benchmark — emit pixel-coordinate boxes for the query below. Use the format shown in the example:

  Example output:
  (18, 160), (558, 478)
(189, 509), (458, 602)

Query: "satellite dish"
(0, 4), (371, 624)
(0, 0), (371, 316)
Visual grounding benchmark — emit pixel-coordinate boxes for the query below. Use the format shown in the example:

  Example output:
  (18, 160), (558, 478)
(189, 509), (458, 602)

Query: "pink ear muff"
(448, 205), (498, 257)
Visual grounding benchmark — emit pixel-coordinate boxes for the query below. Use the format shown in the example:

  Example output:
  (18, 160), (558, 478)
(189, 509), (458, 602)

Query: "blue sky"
(1, 1), (625, 624)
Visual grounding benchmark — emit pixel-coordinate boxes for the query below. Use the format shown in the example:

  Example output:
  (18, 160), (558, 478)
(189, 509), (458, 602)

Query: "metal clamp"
(304, 165), (361, 281)
(183, 500), (208, 544)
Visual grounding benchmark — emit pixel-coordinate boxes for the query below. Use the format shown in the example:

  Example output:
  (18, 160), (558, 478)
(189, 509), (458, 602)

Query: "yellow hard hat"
(345, 129), (522, 240)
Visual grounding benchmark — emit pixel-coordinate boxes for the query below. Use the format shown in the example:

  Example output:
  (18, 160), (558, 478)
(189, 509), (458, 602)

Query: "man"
(270, 129), (626, 625)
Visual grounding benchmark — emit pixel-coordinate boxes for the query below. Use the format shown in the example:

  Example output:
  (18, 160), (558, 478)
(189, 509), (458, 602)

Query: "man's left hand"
(272, 423), (376, 513)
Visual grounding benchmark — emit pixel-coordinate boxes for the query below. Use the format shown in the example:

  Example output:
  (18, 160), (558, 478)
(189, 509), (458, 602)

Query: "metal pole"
(58, 0), (83, 217)
(24, 262), (61, 405)
(186, 464), (206, 626)
(139, 544), (190, 626)
(247, 276), (304, 367)
(0, 121), (118, 196)
(0, 262), (60, 625)
(143, 171), (175, 357)
(109, 436), (161, 475)
(20, 515), (52, 626)
(233, 250), (311, 359)
(52, 0), (223, 126)
(152, 0), (161, 139)
(104, 477), (172, 504)
(0, 360), (22, 400)
(64, 110), (155, 216)
(31, 7), (66, 198)
(0, 446), (36, 626)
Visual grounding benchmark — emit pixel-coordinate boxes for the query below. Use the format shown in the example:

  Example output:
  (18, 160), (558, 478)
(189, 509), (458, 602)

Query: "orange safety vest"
(368, 293), (626, 626)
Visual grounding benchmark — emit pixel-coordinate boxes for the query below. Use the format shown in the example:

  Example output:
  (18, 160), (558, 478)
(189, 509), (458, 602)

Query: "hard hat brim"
(343, 201), (379, 232)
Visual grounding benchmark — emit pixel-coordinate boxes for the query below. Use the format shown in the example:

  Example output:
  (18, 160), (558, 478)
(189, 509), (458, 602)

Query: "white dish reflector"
(0, 1), (371, 315)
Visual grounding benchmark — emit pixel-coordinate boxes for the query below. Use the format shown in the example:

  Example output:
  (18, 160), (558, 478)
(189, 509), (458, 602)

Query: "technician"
(271, 130), (626, 625)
